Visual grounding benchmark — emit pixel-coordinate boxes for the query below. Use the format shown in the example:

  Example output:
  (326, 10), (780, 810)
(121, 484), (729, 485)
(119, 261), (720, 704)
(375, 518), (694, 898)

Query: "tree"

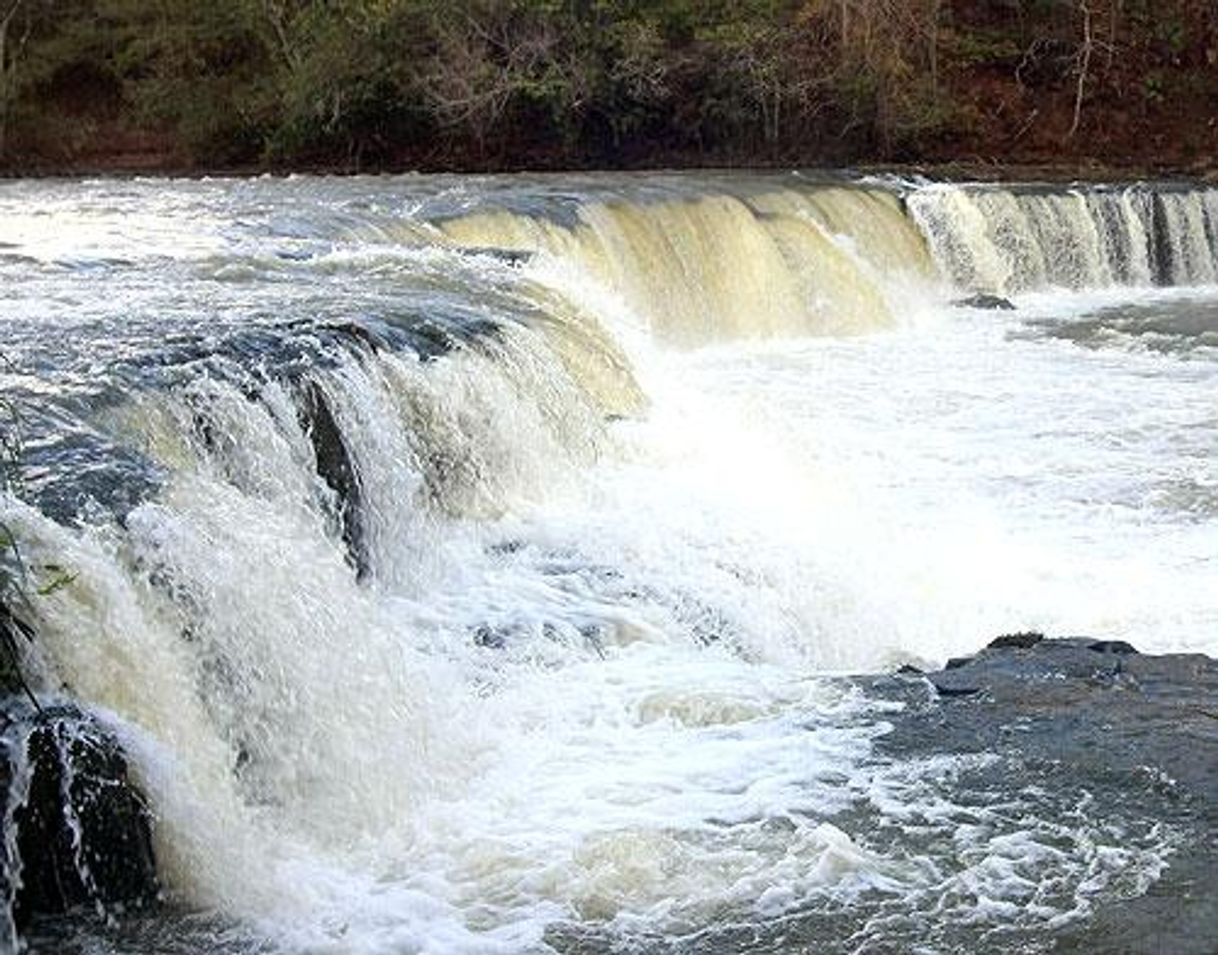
(0, 0), (28, 157)
(798, 0), (947, 155)
(1066, 0), (1094, 139)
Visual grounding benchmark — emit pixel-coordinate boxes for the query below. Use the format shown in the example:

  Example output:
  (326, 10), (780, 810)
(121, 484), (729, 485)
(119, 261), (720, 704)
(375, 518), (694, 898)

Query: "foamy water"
(1, 174), (1214, 953)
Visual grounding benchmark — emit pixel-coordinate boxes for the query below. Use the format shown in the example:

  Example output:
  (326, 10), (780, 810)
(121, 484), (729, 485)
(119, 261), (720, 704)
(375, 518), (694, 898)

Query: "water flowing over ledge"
(0, 172), (1216, 953)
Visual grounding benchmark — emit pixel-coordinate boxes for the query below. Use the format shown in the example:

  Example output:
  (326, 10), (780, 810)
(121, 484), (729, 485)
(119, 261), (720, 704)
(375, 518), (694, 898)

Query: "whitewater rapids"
(0, 172), (1214, 953)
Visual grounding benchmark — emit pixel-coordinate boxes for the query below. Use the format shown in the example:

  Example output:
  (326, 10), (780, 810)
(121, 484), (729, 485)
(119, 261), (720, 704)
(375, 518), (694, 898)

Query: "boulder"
(872, 637), (1218, 954)
(1, 702), (159, 935)
(952, 293), (1016, 310)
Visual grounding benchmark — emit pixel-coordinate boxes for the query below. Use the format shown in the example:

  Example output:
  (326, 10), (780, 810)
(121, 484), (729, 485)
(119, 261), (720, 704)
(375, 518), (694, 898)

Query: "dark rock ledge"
(0, 701), (159, 943)
(869, 634), (1218, 955)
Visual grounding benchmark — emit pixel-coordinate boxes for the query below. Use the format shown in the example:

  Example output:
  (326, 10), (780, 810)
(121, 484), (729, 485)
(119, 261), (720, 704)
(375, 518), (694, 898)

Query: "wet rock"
(473, 624), (508, 649)
(987, 630), (1044, 649)
(868, 637), (1218, 954)
(274, 249), (314, 262)
(1088, 638), (1139, 655)
(458, 246), (533, 267)
(931, 682), (982, 697)
(952, 293), (1016, 310)
(297, 379), (368, 580)
(1, 702), (158, 935)
(0, 602), (35, 703)
(1150, 193), (1176, 285)
(323, 320), (384, 353)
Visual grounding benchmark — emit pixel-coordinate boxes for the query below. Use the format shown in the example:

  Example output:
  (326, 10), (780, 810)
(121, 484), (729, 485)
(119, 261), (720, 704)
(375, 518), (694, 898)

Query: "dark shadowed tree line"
(1, 0), (1216, 171)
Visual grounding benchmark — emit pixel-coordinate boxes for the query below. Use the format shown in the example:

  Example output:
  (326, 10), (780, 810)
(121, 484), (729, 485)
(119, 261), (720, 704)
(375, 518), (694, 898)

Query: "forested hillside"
(1, 0), (1216, 173)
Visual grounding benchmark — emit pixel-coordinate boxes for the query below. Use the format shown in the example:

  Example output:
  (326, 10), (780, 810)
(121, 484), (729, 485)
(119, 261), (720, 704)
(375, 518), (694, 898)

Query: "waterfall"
(1, 172), (1215, 950)
(433, 183), (935, 344)
(908, 183), (1218, 293)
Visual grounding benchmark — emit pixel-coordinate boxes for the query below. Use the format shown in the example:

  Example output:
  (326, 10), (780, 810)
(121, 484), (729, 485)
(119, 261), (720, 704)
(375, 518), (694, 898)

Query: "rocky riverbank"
(870, 635), (1218, 954)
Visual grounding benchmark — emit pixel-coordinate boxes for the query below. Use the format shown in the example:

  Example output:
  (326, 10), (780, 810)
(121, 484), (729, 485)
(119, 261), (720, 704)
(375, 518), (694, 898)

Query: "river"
(1, 172), (1215, 953)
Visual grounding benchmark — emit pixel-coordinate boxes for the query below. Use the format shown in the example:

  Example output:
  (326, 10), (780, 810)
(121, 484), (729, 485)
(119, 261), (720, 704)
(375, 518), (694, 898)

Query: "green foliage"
(1154, 16), (1189, 59)
(1142, 71), (1166, 104)
(943, 27), (1023, 69)
(0, 0), (948, 164)
(36, 565), (77, 597)
(2, 2), (1218, 169)
(0, 377), (40, 708)
(109, 1), (275, 162)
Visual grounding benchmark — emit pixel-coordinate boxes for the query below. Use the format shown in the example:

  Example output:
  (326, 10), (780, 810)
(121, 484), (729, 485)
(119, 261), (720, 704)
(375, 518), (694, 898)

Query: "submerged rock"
(952, 293), (1016, 310)
(457, 246), (533, 267)
(1, 702), (158, 938)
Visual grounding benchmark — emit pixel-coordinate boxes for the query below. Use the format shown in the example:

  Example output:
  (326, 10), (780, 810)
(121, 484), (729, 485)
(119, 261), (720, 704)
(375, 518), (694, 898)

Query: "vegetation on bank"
(0, 383), (39, 708)
(0, 0), (1216, 173)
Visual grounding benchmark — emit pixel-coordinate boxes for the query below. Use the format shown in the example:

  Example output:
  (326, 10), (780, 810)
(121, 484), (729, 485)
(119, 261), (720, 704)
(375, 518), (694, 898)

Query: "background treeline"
(1, 0), (1216, 172)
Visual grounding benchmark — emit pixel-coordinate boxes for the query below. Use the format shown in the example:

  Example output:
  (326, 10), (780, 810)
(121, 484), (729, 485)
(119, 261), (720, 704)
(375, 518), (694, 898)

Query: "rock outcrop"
(951, 293), (1017, 310)
(1, 702), (159, 940)
(870, 636), (1218, 955)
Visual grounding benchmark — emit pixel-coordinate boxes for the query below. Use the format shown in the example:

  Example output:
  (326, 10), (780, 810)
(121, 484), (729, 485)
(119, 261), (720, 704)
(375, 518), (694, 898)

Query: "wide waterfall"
(1, 173), (1216, 954)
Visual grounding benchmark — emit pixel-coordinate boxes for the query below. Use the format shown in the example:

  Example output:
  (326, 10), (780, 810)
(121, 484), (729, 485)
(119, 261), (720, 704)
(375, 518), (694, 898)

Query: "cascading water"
(435, 184), (931, 343)
(0, 173), (1215, 953)
(907, 181), (1218, 292)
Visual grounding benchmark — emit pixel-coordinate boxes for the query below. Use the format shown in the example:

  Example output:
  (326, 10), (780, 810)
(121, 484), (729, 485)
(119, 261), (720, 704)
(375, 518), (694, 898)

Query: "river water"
(1, 173), (1215, 953)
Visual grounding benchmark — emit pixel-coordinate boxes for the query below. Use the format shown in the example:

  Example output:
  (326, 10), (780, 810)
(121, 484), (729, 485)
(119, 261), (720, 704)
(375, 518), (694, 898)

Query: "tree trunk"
(262, 0), (300, 72)
(1067, 1), (1093, 141)
(0, 15), (8, 159)
(0, 0), (27, 159)
(928, 0), (941, 94)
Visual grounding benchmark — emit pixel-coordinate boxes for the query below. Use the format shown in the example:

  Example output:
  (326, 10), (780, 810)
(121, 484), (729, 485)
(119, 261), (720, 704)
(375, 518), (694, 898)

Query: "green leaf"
(36, 569), (78, 596)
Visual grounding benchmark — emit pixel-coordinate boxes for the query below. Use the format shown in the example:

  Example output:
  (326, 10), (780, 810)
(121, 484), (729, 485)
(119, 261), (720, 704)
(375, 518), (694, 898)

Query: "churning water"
(1, 173), (1215, 953)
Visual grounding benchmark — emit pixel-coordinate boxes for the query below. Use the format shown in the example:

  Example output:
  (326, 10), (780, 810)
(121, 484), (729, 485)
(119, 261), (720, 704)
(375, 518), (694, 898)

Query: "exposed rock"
(1, 702), (159, 936)
(1088, 638), (1139, 655)
(986, 630), (1044, 649)
(869, 637), (1218, 955)
(473, 624), (508, 649)
(486, 538), (525, 556)
(322, 320), (384, 353)
(952, 293), (1016, 310)
(297, 379), (368, 580)
(1151, 193), (1176, 285)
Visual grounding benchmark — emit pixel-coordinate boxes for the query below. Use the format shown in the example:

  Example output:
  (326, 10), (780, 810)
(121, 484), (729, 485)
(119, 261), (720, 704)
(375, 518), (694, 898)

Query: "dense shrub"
(1, 0), (1215, 169)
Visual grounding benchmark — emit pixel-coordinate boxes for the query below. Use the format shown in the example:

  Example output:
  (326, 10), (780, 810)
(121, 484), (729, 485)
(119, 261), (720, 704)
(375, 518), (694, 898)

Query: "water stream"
(1, 172), (1215, 953)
